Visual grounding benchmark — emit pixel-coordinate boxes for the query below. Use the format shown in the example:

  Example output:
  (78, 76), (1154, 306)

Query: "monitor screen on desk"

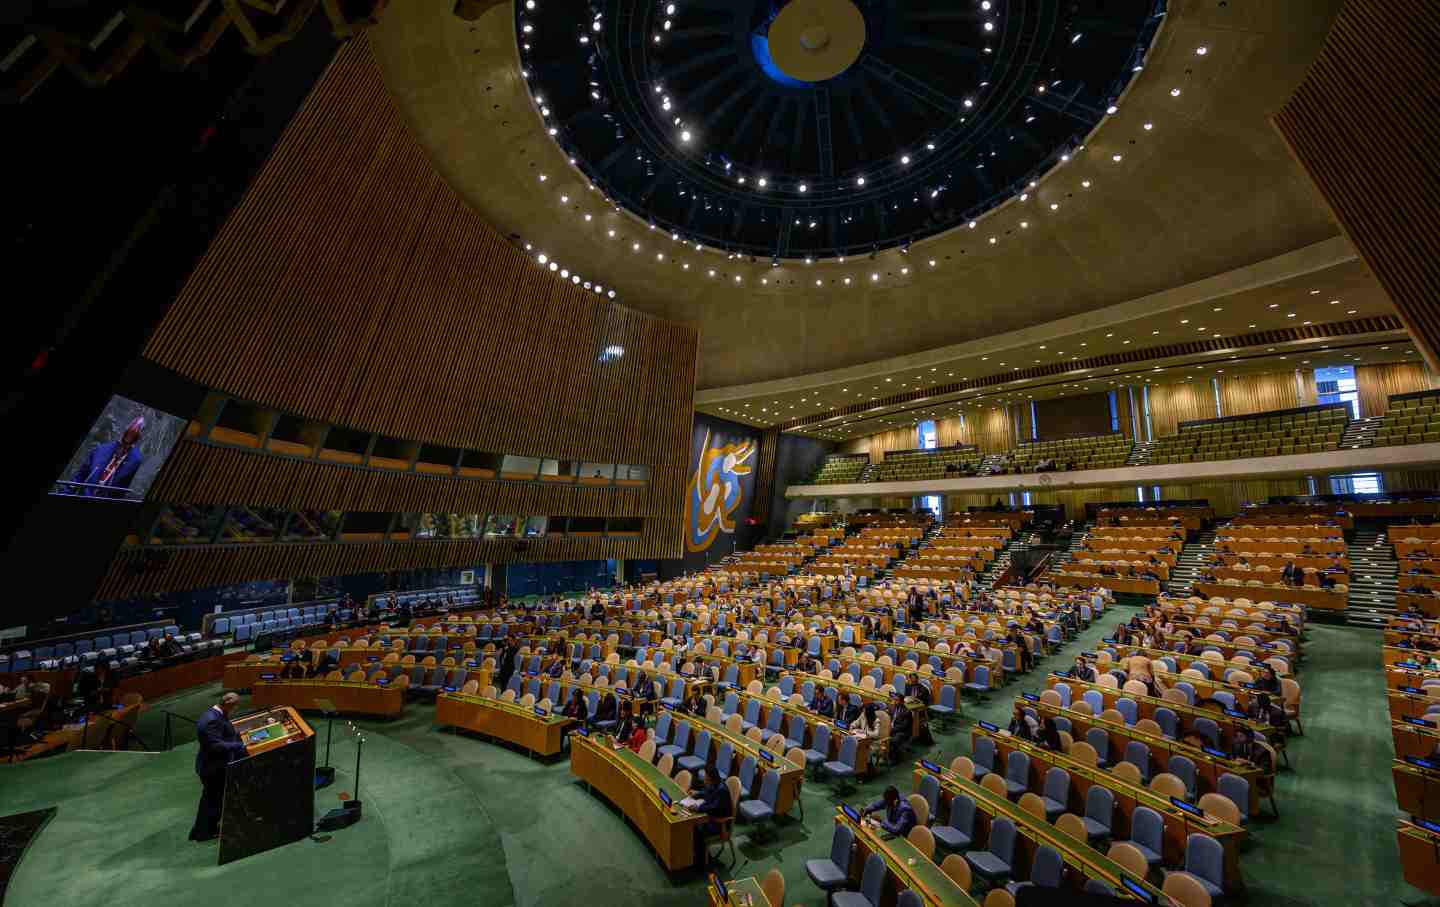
(977, 719), (999, 732)
(840, 803), (861, 824)
(1404, 716), (1437, 729)
(920, 759), (942, 774)
(657, 789), (672, 808)
(1120, 876), (1156, 902)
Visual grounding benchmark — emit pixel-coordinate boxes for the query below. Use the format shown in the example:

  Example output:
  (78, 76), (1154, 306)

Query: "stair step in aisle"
(1169, 530), (1217, 597)
(1340, 417), (1381, 450)
(1345, 527), (1398, 628)
(1126, 441), (1154, 467)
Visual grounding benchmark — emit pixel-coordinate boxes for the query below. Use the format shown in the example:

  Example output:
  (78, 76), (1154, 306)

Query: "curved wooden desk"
(569, 732), (703, 871)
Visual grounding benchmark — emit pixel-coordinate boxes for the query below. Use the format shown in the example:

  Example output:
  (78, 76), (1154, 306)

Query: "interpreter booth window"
(1315, 365), (1360, 419)
(409, 513), (481, 539)
(284, 509), (342, 542)
(484, 514), (521, 537)
(579, 462), (617, 482)
(149, 504), (224, 544)
(618, 464), (650, 483)
(500, 455), (541, 479)
(522, 516), (548, 538)
(220, 506), (287, 542)
(918, 495), (942, 519)
(1330, 472), (1382, 495)
(539, 459), (578, 480)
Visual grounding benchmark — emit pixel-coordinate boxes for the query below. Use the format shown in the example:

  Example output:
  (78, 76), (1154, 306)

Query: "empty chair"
(930, 684), (960, 720)
(1108, 841), (1150, 878)
(1007, 844), (1064, 895)
(1039, 767), (1070, 820)
(1167, 755), (1198, 800)
(1125, 806), (1165, 867)
(737, 769), (781, 835)
(1175, 833), (1225, 898)
(801, 724), (831, 775)
(1218, 772), (1251, 824)
(1083, 690), (1105, 714)
(972, 736), (997, 778)
(919, 773), (941, 825)
(740, 699), (762, 733)
(1123, 740), (1151, 782)
(933, 792), (975, 852)
(1192, 717), (1220, 749)
(1086, 728), (1110, 767)
(1162, 871), (1212, 907)
(805, 822), (855, 892)
(1003, 750), (1030, 798)
(1115, 697), (1139, 726)
(678, 730), (711, 775)
(832, 852), (886, 907)
(1081, 786), (1114, 842)
(659, 721), (691, 761)
(822, 734), (860, 789)
(908, 825), (936, 860)
(1154, 707), (1179, 739)
(964, 665), (991, 698)
(966, 816), (1017, 884)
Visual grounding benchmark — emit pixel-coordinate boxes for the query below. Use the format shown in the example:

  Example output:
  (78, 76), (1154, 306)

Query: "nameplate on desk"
(1240, 681), (1260, 690)
(840, 803), (862, 823)
(1169, 796), (1204, 817)
(574, 725), (589, 736)
(977, 719), (1000, 732)
(1081, 651), (1096, 659)
(1398, 661), (1425, 669)
(534, 707), (549, 717)
(657, 788), (673, 807)
(661, 702), (674, 710)
(835, 719), (849, 730)
(758, 748), (775, 762)
(442, 686), (458, 693)
(1224, 707), (1247, 719)
(1404, 717), (1438, 729)
(1260, 642), (1276, 650)
(1401, 686), (1428, 695)
(259, 673), (278, 680)
(375, 677), (391, 685)
(1120, 876), (1156, 903)
(1102, 638), (1117, 644)
(1416, 817), (1440, 835)
(920, 758), (942, 774)
(1201, 746), (1229, 759)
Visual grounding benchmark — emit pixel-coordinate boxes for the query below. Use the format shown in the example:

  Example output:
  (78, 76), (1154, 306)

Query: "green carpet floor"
(0, 606), (1423, 906)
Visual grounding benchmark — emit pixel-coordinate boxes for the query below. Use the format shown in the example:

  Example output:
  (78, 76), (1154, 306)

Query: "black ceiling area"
(517, 0), (1166, 260)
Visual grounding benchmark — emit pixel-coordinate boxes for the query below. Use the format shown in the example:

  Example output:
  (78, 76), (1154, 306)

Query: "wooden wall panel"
(143, 37), (697, 468)
(753, 428), (780, 522)
(148, 442), (683, 519)
(1275, 0), (1440, 376)
(1147, 379), (1216, 439)
(1219, 371), (1315, 418)
(1356, 362), (1437, 417)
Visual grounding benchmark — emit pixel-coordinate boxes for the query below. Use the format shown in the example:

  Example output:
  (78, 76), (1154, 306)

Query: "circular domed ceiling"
(517, 0), (1163, 260)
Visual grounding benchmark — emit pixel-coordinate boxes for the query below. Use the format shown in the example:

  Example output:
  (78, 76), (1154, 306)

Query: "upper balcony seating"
(1007, 434), (1131, 472)
(1373, 391), (1440, 448)
(872, 447), (982, 482)
(809, 455), (868, 485)
(1147, 405), (1347, 465)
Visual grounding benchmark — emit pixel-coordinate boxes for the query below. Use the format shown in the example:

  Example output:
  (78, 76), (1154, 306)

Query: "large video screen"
(54, 395), (187, 502)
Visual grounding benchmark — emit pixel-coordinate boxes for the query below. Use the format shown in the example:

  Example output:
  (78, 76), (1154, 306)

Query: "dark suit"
(72, 441), (144, 498)
(692, 780), (733, 856)
(190, 706), (246, 840)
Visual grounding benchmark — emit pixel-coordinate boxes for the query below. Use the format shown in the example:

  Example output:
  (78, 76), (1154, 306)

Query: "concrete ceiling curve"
(369, 0), (1344, 391)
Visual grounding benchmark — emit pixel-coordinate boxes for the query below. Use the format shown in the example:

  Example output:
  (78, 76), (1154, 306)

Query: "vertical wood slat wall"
(1219, 371), (1316, 419)
(143, 36), (697, 469)
(752, 428), (780, 525)
(1274, 0), (1440, 375)
(1355, 362), (1437, 418)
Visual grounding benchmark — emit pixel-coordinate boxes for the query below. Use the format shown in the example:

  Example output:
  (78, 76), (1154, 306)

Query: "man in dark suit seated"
(683, 771), (733, 861)
(190, 692), (247, 842)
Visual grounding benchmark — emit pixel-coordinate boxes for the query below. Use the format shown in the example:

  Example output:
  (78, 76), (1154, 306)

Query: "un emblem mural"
(685, 428), (757, 553)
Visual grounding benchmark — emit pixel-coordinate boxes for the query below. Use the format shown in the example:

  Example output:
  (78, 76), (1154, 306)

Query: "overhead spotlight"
(1106, 104), (1118, 114)
(680, 130), (692, 142)
(901, 155), (911, 165)
(1195, 45), (1209, 55)
(757, 177), (768, 188)
(798, 183), (808, 193)
(536, 254), (548, 264)
(1170, 88), (1182, 97)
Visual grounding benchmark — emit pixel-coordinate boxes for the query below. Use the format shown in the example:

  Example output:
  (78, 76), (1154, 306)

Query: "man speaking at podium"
(190, 692), (247, 842)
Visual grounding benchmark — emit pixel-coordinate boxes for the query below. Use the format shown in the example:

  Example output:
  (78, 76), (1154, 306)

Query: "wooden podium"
(218, 706), (316, 864)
